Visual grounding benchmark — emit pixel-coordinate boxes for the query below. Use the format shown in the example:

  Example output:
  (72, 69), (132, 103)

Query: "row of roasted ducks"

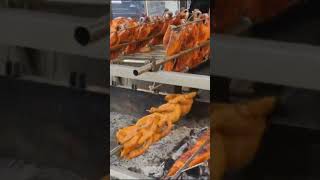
(115, 92), (211, 177)
(110, 8), (210, 72)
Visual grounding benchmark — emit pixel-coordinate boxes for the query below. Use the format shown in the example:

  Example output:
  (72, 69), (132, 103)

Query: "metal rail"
(111, 64), (210, 90)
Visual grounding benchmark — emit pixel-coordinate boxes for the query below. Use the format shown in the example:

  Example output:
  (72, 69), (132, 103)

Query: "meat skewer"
(164, 130), (210, 179)
(114, 92), (197, 159)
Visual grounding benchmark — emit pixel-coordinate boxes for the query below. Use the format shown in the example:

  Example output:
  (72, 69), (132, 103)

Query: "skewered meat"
(165, 92), (197, 116)
(110, 17), (139, 60)
(150, 11), (173, 45)
(174, 23), (197, 72)
(163, 11), (186, 49)
(163, 9), (210, 71)
(116, 92), (197, 159)
(163, 27), (185, 71)
(166, 129), (210, 177)
(212, 97), (276, 180)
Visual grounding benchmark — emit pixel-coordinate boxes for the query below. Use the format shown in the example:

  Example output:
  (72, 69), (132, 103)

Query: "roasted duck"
(116, 92), (197, 159)
(212, 97), (276, 180)
(166, 129), (210, 177)
(163, 9), (210, 72)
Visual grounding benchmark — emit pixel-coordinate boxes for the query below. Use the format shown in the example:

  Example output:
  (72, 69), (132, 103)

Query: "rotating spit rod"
(74, 16), (107, 46)
(166, 138), (210, 180)
(133, 40), (210, 76)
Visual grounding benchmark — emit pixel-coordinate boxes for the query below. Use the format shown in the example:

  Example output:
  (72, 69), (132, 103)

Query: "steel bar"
(110, 166), (152, 180)
(133, 40), (210, 76)
(74, 16), (107, 46)
(110, 64), (210, 90)
(0, 8), (106, 59)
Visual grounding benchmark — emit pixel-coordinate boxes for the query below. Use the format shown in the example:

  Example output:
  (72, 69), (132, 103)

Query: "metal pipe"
(74, 16), (107, 46)
(133, 40), (209, 76)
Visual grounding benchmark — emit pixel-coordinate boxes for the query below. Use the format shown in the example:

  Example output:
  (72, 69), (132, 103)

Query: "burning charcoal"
(171, 137), (190, 153)
(185, 166), (201, 177)
(190, 129), (196, 136)
(163, 158), (175, 171)
(128, 167), (142, 174)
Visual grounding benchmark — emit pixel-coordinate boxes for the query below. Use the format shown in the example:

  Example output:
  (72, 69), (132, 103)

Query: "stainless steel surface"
(0, 8), (106, 59)
(110, 166), (152, 180)
(74, 16), (107, 46)
(213, 34), (320, 91)
(111, 64), (210, 90)
(133, 41), (210, 76)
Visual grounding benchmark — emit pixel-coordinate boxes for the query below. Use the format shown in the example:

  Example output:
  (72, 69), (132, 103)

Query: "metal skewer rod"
(110, 32), (164, 51)
(133, 40), (209, 76)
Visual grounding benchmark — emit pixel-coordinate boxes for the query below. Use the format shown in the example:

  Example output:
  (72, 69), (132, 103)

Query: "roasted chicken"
(116, 92), (197, 159)
(212, 97), (276, 180)
(166, 129), (210, 177)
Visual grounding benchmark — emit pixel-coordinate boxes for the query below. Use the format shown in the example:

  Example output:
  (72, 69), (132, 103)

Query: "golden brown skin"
(165, 92), (197, 117)
(148, 103), (182, 123)
(212, 97), (276, 180)
(167, 130), (210, 177)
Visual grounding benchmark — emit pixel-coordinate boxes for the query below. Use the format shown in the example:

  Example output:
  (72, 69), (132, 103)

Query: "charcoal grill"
(109, 87), (210, 179)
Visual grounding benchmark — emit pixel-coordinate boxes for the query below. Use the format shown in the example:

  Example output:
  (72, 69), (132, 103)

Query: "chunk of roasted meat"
(115, 92), (197, 159)
(166, 129), (210, 177)
(212, 97), (276, 180)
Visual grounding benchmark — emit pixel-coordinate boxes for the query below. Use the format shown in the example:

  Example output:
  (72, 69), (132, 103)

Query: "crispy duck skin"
(148, 103), (182, 123)
(167, 130), (210, 177)
(163, 9), (210, 72)
(116, 92), (197, 159)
